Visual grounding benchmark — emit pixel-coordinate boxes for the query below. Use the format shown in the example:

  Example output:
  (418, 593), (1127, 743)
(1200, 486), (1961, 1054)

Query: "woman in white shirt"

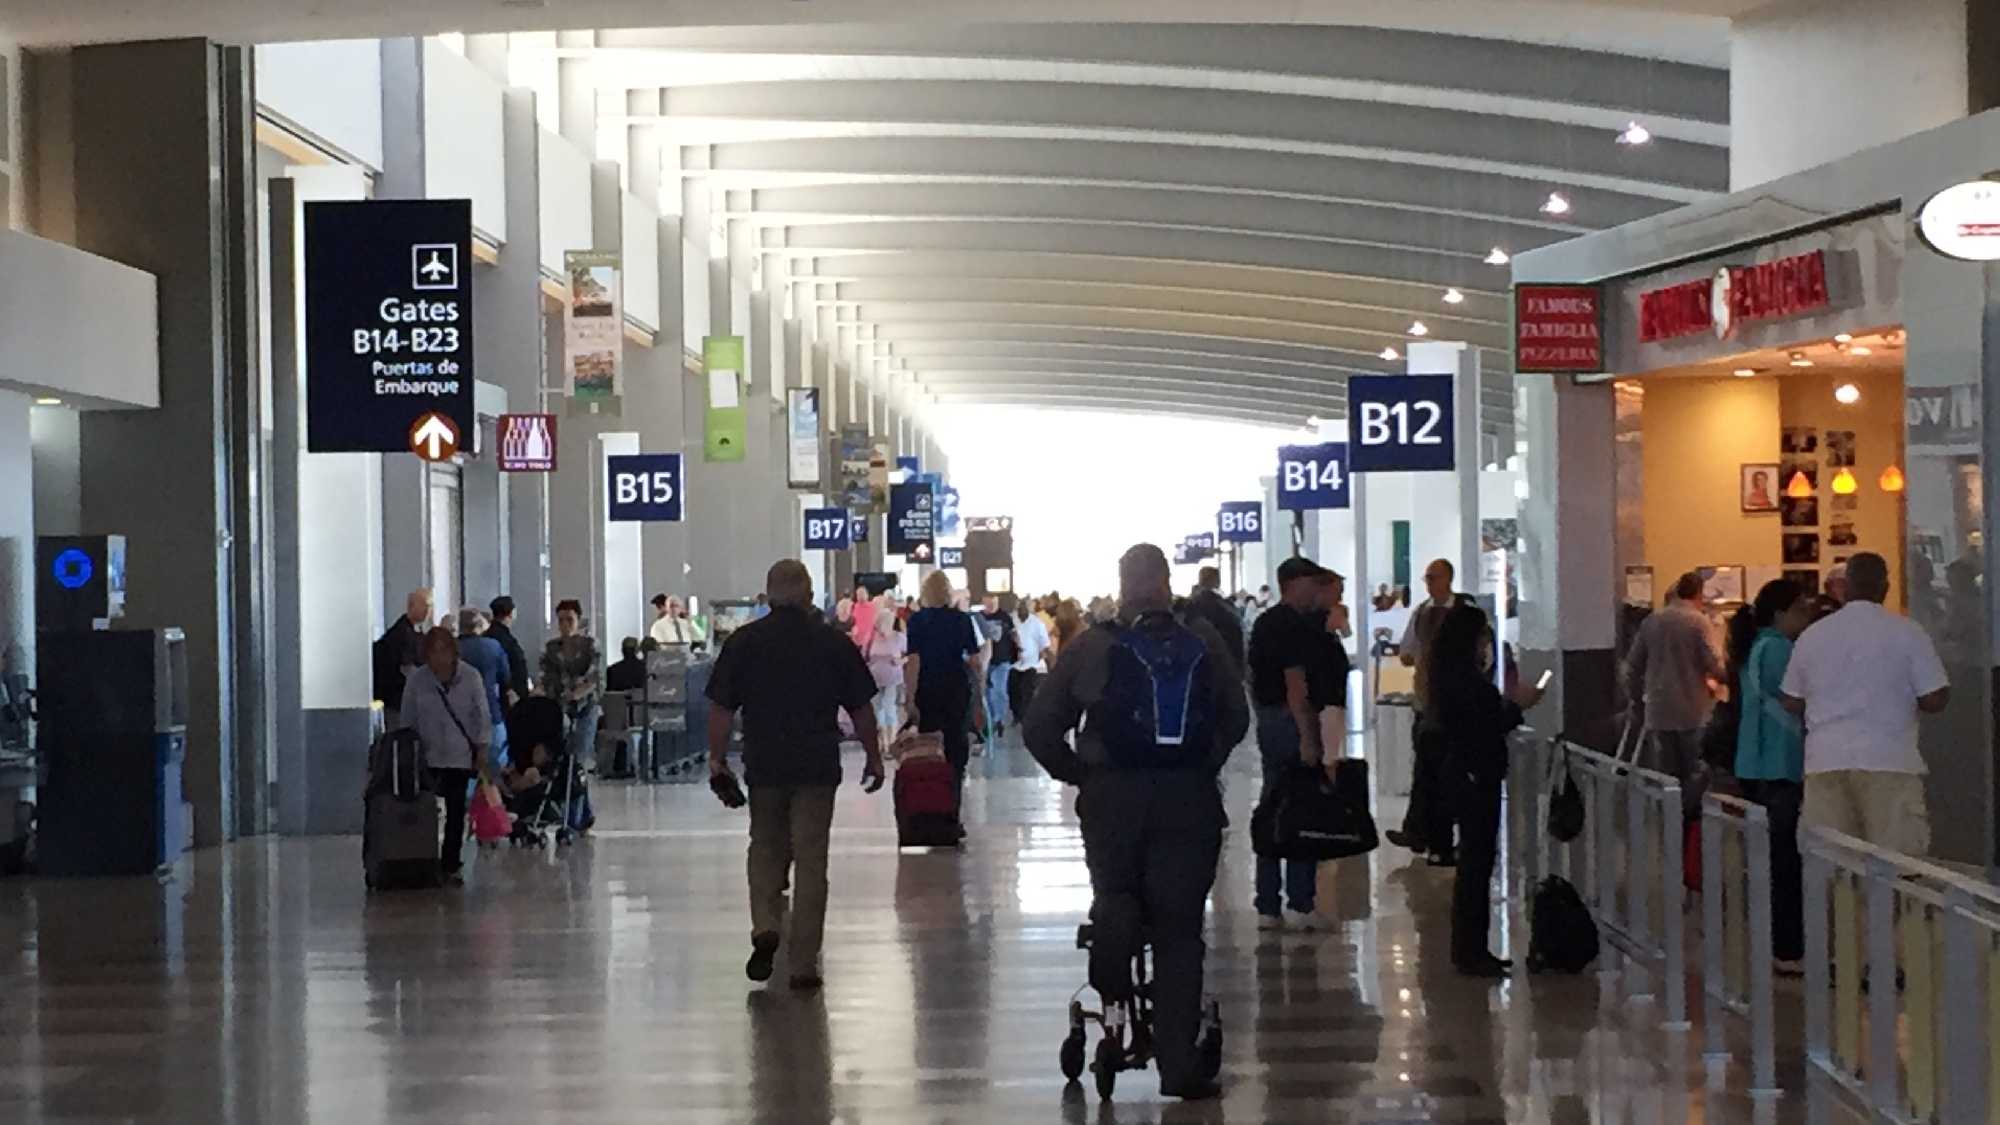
(863, 597), (907, 752)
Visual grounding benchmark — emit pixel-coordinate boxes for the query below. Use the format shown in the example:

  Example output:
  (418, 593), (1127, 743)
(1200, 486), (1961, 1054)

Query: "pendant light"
(1879, 465), (1906, 493)
(1831, 467), (1859, 495)
(1785, 471), (1815, 499)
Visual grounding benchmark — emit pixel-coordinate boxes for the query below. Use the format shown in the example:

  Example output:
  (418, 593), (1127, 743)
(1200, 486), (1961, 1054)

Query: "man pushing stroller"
(1024, 543), (1249, 1101)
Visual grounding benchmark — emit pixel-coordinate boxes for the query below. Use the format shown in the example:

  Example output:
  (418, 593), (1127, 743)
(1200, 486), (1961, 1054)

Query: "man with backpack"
(1024, 543), (1249, 1101)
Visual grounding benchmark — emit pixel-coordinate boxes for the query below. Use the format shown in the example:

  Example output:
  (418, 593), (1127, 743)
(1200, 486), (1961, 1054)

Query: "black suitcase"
(363, 729), (439, 890)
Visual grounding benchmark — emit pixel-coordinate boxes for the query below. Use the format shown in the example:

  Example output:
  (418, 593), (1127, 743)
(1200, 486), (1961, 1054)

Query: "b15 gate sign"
(803, 508), (851, 550)
(1217, 501), (1263, 543)
(305, 199), (475, 452)
(1349, 375), (1454, 472)
(606, 454), (682, 522)
(1276, 442), (1350, 510)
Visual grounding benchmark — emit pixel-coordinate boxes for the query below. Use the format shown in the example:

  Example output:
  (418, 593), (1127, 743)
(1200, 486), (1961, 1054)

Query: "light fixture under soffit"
(1484, 247), (1510, 265)
(1833, 333), (1853, 344)
(1616, 121), (1652, 146)
(1831, 467), (1859, 495)
(1850, 345), (1874, 357)
(1785, 471), (1815, 499)
(1834, 382), (1862, 405)
(34, 396), (61, 406)
(1789, 351), (1813, 368)
(1442, 287), (1465, 305)
(1880, 465), (1906, 493)
(1379, 346), (1400, 361)
(1733, 368), (1757, 378)
(1540, 192), (1571, 215)
(1408, 321), (1430, 337)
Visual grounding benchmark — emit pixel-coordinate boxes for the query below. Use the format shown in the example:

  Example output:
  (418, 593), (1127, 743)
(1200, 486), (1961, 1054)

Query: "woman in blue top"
(1732, 578), (1813, 974)
(904, 571), (986, 806)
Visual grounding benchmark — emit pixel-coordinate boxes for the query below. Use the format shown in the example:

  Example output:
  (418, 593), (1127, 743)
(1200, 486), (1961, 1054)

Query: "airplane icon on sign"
(411, 243), (458, 290)
(420, 253), (450, 281)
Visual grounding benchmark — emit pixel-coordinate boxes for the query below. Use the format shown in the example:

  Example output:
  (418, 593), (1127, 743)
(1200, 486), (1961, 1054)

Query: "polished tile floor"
(1, 741), (1811, 1123)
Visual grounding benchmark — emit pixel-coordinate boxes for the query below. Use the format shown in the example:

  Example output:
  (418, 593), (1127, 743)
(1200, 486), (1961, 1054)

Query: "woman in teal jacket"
(1733, 579), (1814, 973)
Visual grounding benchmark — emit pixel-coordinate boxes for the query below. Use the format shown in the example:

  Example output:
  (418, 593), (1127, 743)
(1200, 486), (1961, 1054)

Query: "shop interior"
(1613, 326), (1909, 625)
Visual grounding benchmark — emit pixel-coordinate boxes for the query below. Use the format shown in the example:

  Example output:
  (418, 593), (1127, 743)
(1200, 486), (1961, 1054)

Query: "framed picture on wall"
(1741, 463), (1780, 512)
(1783, 568), (1822, 596)
(1781, 426), (1819, 454)
(1829, 520), (1859, 547)
(1782, 533), (1821, 564)
(1699, 565), (1746, 606)
(1780, 495), (1820, 528)
(1826, 430), (1857, 468)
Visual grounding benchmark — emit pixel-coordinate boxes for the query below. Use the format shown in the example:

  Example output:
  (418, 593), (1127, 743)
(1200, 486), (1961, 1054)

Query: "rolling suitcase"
(364, 729), (440, 890)
(894, 755), (960, 847)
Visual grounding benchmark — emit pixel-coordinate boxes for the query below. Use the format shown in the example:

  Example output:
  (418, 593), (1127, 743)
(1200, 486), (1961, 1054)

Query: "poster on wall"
(564, 250), (622, 415)
(1782, 534), (1821, 565)
(703, 336), (746, 462)
(1740, 464), (1779, 512)
(868, 439), (892, 511)
(1623, 565), (1654, 608)
(838, 425), (874, 512)
(1780, 495), (1819, 528)
(786, 388), (822, 488)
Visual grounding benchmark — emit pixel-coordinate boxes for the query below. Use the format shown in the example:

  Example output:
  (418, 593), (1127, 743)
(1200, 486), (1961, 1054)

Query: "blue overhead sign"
(938, 546), (965, 568)
(606, 453), (683, 522)
(803, 507), (851, 550)
(896, 455), (921, 475)
(1348, 375), (1454, 472)
(1277, 442), (1351, 510)
(1182, 532), (1218, 560)
(850, 515), (869, 544)
(936, 485), (962, 538)
(1217, 501), (1263, 543)
(888, 481), (936, 562)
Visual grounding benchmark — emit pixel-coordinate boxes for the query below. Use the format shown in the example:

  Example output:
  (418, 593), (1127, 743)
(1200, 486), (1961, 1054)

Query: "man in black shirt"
(1183, 565), (1245, 676)
(1246, 557), (1337, 930)
(606, 637), (647, 693)
(708, 559), (884, 990)
(487, 596), (532, 707)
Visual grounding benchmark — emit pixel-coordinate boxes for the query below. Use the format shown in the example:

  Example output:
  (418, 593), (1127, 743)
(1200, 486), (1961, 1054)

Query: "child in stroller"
(503, 697), (592, 847)
(1058, 911), (1223, 1101)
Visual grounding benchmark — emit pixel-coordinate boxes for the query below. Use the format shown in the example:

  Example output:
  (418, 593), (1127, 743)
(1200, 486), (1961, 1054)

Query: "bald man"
(374, 588), (433, 721)
(1025, 543), (1249, 1101)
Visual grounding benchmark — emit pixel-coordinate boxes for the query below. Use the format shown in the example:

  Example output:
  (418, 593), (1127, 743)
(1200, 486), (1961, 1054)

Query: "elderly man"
(708, 560), (884, 990)
(374, 588), (433, 721)
(1025, 543), (1250, 1101)
(1624, 571), (1724, 807)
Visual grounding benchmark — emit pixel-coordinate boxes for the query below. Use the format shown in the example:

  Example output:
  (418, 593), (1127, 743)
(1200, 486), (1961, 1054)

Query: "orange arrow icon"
(409, 412), (460, 462)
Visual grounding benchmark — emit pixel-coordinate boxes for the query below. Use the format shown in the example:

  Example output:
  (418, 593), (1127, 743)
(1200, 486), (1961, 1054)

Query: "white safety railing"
(1506, 733), (1687, 1029)
(1802, 827), (2000, 1125)
(1700, 792), (1777, 1097)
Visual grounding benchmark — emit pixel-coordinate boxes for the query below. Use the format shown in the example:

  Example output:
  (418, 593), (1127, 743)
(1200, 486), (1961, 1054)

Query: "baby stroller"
(1058, 918), (1222, 1101)
(506, 697), (588, 848)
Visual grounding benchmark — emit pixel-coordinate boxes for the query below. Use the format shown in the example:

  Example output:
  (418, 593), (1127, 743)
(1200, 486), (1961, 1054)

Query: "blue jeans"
(1254, 706), (1317, 917)
(985, 665), (1010, 742)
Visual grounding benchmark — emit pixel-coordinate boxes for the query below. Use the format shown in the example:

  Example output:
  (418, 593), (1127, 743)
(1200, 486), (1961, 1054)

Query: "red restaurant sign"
(1514, 284), (1604, 372)
(1638, 250), (1830, 343)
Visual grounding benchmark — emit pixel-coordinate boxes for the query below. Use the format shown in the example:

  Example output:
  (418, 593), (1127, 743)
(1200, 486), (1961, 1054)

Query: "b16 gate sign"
(803, 508), (851, 550)
(306, 199), (475, 452)
(1276, 442), (1350, 510)
(1348, 375), (1454, 472)
(1217, 501), (1263, 543)
(606, 454), (683, 522)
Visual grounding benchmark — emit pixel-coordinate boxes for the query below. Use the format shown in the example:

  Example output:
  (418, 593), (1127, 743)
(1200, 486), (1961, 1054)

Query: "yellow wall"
(1635, 368), (1905, 604)
(1638, 375), (1784, 598)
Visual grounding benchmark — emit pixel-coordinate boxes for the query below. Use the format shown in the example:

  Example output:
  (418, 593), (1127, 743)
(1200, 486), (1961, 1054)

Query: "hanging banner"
(803, 507), (851, 550)
(936, 485), (962, 538)
(1216, 501), (1263, 543)
(564, 250), (622, 415)
(838, 425), (874, 511)
(786, 387), (822, 488)
(888, 481), (937, 561)
(868, 439), (892, 511)
(703, 335), (746, 462)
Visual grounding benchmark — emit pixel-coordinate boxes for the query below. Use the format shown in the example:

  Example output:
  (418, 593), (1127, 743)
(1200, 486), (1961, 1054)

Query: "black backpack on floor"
(1527, 875), (1600, 974)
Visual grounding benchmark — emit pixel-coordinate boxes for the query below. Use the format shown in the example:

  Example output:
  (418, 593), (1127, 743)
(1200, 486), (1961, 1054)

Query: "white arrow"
(413, 414), (457, 459)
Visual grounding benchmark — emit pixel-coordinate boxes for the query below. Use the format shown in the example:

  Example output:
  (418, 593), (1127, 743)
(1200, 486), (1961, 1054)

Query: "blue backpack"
(1088, 614), (1217, 769)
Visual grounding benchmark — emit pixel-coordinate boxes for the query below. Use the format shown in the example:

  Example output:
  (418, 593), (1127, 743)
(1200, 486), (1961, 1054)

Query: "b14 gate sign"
(1217, 502), (1263, 542)
(606, 454), (683, 522)
(305, 199), (475, 452)
(1276, 442), (1350, 510)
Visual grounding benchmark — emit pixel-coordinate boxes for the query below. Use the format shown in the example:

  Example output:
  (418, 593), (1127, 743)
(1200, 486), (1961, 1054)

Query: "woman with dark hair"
(1733, 578), (1814, 975)
(1422, 603), (1545, 977)
(540, 598), (600, 832)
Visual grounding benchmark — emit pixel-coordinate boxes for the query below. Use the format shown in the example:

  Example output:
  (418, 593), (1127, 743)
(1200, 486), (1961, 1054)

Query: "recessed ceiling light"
(1732, 368), (1757, 378)
(1833, 333), (1853, 344)
(1849, 345), (1873, 356)
(34, 396), (61, 406)
(1484, 247), (1510, 265)
(1541, 192), (1571, 216)
(1408, 321), (1429, 337)
(1834, 382), (1861, 404)
(1380, 346), (1400, 361)
(1616, 121), (1652, 146)
(1442, 287), (1465, 305)
(1790, 351), (1814, 367)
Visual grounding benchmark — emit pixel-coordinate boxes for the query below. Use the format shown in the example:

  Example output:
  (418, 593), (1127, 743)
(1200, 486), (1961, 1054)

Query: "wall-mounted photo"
(1825, 430), (1857, 468)
(1828, 520), (1859, 547)
(1780, 495), (1819, 528)
(1781, 426), (1819, 455)
(1782, 568), (1821, 596)
(1740, 463), (1779, 512)
(1832, 494), (1859, 512)
(1782, 533), (1821, 565)
(1699, 564), (1746, 606)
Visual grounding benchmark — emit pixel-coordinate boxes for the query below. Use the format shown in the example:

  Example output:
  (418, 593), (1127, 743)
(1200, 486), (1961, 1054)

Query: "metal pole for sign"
(1290, 510), (1304, 556)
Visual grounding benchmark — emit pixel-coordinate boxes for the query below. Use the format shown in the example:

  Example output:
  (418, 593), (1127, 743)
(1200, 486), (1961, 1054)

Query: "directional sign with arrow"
(408, 412), (460, 462)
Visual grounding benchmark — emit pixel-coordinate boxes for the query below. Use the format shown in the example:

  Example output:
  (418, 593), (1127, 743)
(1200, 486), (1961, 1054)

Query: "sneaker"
(746, 932), (781, 983)
(1284, 910), (1320, 932)
(1256, 913), (1284, 932)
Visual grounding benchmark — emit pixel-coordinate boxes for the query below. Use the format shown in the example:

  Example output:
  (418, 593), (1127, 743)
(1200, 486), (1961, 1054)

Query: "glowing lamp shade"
(1834, 382), (1862, 405)
(1831, 467), (1859, 495)
(1880, 464), (1906, 493)
(1785, 471), (1815, 499)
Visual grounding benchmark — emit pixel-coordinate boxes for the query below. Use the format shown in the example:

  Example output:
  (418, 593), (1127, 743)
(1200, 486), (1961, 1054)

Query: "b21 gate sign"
(1276, 442), (1350, 511)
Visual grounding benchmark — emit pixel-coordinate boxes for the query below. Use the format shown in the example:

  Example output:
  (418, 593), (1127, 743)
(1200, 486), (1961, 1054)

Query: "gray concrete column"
(639, 214), (689, 609)
(69, 39), (255, 846)
(463, 34), (510, 83)
(377, 38), (429, 626)
(625, 94), (662, 209)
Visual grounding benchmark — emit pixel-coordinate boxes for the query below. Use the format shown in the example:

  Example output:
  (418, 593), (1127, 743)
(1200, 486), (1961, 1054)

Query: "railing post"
(1940, 887), (1986, 1123)
(1702, 800), (1726, 1063)
(1596, 764), (1619, 934)
(1629, 776), (1650, 949)
(1743, 803), (1776, 1096)
(1803, 844), (1831, 1125)
(1661, 779), (1687, 1029)
(1864, 854), (1898, 1115)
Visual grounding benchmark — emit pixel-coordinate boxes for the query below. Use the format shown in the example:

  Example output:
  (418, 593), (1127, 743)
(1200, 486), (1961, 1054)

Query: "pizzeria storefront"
(1510, 107), (2000, 864)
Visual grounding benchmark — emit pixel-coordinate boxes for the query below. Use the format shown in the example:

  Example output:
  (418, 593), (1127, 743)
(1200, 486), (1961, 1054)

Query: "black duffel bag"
(1251, 758), (1379, 861)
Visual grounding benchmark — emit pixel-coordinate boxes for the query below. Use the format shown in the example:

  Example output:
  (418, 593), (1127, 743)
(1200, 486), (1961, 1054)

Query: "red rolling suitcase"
(894, 755), (960, 848)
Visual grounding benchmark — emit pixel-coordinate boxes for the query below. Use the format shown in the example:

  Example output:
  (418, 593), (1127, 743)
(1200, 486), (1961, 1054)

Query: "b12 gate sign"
(1277, 442), (1350, 510)
(1349, 375), (1454, 472)
(803, 508), (851, 550)
(305, 199), (475, 452)
(606, 454), (682, 522)
(1217, 502), (1263, 543)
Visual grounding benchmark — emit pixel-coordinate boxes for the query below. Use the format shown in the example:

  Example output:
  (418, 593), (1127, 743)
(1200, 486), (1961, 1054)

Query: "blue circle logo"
(52, 548), (93, 591)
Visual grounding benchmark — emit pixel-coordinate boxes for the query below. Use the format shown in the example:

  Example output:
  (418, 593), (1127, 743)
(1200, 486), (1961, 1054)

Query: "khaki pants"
(748, 785), (838, 972)
(1803, 769), (1929, 857)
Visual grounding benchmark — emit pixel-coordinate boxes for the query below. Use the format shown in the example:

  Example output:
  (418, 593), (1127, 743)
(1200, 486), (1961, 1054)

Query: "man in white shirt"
(1780, 552), (1949, 855)
(1009, 600), (1053, 725)
(650, 593), (704, 646)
